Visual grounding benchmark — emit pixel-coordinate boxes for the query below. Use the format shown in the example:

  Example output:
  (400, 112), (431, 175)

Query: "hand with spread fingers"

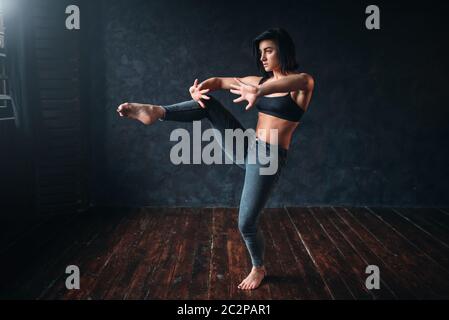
(229, 77), (260, 110)
(189, 78), (211, 108)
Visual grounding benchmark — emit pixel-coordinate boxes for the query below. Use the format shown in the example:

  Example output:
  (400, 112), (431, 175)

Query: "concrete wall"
(88, 0), (449, 207)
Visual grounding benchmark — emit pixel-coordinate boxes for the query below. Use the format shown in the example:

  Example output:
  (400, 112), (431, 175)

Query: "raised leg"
(160, 95), (253, 168)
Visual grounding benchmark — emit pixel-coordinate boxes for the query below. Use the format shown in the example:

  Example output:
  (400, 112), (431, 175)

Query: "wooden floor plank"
(73, 212), (131, 279)
(144, 208), (186, 299)
(39, 209), (126, 300)
(395, 208), (449, 249)
(165, 208), (201, 299)
(281, 207), (333, 299)
(342, 207), (446, 298)
(59, 210), (131, 300)
(261, 208), (306, 299)
(312, 207), (393, 300)
(188, 208), (213, 299)
(327, 207), (415, 299)
(309, 207), (374, 299)
(354, 207), (449, 298)
(421, 208), (449, 234)
(369, 207), (449, 272)
(286, 207), (355, 299)
(207, 208), (231, 300)
(89, 210), (152, 299)
(2, 206), (449, 300)
(331, 207), (419, 299)
(0, 214), (75, 298)
(123, 208), (174, 299)
(103, 210), (157, 299)
(41, 209), (127, 300)
(2, 211), (99, 299)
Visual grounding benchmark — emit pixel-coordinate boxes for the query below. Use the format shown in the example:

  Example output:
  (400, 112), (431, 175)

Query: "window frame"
(0, 3), (15, 121)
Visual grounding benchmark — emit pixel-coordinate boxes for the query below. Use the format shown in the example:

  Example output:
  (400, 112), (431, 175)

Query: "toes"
(117, 103), (127, 111)
(117, 103), (132, 117)
(119, 103), (130, 110)
(239, 274), (265, 290)
(239, 280), (248, 290)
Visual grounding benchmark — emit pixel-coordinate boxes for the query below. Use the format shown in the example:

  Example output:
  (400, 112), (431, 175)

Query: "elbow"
(213, 77), (223, 89)
(298, 73), (314, 91)
(306, 76), (315, 91)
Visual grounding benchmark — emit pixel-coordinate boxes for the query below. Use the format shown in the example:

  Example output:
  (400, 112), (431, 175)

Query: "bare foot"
(238, 266), (266, 290)
(116, 102), (165, 125)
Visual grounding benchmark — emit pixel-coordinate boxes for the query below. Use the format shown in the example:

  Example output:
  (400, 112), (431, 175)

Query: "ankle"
(155, 105), (166, 120)
(252, 265), (265, 272)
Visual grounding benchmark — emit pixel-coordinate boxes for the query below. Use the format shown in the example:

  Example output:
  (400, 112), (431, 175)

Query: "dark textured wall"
(88, 0), (449, 207)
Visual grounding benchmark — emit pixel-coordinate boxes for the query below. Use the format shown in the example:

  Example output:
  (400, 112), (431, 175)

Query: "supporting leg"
(237, 144), (286, 290)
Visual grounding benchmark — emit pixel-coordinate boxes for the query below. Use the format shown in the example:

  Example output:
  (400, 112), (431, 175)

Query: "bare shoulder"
(289, 72), (314, 111)
(239, 76), (263, 86)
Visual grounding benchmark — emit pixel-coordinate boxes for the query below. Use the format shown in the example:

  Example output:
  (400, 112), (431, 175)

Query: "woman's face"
(259, 39), (280, 72)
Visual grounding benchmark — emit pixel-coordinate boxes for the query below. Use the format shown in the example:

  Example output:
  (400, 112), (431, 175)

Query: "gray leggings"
(160, 95), (288, 267)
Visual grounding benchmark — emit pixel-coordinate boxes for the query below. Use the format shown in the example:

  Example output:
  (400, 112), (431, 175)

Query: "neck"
(271, 68), (289, 80)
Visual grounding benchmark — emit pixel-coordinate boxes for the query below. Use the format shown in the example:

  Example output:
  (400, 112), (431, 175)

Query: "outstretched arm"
(192, 76), (260, 109)
(196, 77), (222, 91)
(229, 73), (314, 110)
(199, 76), (261, 91)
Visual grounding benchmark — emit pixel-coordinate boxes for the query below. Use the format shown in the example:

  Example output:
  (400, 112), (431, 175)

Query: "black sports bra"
(256, 77), (305, 122)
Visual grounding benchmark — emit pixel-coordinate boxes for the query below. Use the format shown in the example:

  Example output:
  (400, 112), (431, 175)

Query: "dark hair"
(252, 28), (299, 82)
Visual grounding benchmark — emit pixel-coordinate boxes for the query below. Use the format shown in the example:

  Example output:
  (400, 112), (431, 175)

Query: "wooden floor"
(1, 206), (449, 300)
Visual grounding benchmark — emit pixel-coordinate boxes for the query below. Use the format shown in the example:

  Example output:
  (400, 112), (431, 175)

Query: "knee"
(238, 217), (256, 236)
(203, 94), (222, 109)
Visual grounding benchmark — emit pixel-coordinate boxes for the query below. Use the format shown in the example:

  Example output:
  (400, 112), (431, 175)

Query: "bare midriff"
(255, 112), (299, 150)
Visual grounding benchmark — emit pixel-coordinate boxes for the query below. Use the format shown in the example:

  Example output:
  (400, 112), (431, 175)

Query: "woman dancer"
(116, 28), (314, 290)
